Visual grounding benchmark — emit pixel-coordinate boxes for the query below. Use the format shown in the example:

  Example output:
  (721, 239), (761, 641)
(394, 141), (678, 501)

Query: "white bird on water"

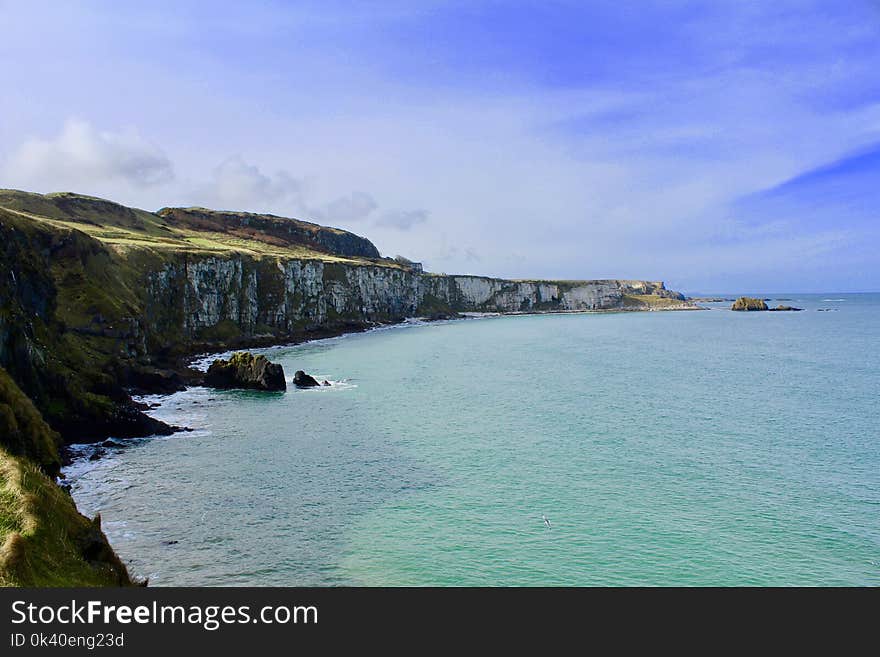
(542, 514), (552, 529)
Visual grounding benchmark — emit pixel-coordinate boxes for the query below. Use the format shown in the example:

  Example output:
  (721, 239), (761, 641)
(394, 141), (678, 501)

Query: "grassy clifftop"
(0, 189), (395, 266)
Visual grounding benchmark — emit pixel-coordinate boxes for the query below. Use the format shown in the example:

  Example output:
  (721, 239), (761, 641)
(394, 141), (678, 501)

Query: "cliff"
(1, 188), (693, 451)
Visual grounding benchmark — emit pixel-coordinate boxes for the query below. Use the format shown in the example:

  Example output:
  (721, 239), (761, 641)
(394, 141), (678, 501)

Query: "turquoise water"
(66, 294), (880, 585)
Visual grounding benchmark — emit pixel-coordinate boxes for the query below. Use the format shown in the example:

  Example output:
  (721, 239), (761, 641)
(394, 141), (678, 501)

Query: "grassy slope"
(0, 447), (134, 586)
(0, 369), (132, 586)
(0, 189), (404, 268)
(0, 367), (62, 475)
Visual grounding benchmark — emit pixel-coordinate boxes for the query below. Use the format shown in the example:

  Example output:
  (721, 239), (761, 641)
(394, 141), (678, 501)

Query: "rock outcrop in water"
(293, 370), (320, 388)
(731, 297), (803, 312)
(731, 297), (769, 311)
(204, 352), (286, 391)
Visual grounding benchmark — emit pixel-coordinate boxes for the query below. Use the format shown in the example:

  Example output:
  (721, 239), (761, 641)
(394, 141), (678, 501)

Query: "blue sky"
(1, 0), (879, 292)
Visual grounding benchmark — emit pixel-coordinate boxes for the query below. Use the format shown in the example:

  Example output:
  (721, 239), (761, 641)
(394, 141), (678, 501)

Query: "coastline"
(70, 301), (703, 448)
(58, 293), (876, 586)
(61, 302), (704, 581)
(0, 190), (699, 585)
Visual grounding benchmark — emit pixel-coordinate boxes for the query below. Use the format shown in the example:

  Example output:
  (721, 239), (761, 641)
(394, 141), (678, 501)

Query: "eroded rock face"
(293, 370), (320, 388)
(204, 352), (286, 391)
(144, 255), (690, 338)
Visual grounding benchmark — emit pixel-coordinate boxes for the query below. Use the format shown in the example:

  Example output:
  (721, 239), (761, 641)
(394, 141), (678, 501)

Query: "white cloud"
(3, 119), (173, 190)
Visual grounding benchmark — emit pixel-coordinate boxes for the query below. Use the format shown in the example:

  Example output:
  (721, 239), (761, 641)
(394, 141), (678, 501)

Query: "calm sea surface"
(65, 294), (880, 585)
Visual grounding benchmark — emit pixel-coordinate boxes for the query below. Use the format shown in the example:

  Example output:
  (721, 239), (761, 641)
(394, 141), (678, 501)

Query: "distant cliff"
(146, 258), (689, 343)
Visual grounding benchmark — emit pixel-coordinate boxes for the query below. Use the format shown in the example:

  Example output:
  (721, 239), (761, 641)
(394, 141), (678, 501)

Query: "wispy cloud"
(197, 155), (309, 214)
(375, 209), (429, 230)
(187, 155), (421, 233)
(312, 191), (378, 224)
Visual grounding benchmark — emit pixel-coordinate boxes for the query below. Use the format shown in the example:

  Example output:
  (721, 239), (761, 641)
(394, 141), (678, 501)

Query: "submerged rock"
(731, 297), (768, 311)
(769, 305), (803, 312)
(204, 352), (286, 391)
(293, 370), (320, 388)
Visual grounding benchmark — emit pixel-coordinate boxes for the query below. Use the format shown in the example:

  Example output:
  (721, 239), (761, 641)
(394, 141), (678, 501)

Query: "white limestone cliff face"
(144, 255), (687, 341)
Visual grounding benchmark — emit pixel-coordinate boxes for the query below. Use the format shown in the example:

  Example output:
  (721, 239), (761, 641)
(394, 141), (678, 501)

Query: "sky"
(1, 0), (879, 293)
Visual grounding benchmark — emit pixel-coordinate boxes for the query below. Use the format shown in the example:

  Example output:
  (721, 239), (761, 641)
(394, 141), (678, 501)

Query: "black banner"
(0, 587), (873, 651)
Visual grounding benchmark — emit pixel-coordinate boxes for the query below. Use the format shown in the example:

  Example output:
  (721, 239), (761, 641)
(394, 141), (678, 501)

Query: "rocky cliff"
(144, 256), (688, 343)
(0, 188), (693, 452)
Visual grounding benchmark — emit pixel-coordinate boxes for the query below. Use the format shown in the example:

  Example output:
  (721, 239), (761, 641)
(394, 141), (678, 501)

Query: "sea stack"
(731, 297), (769, 311)
(204, 353), (286, 391)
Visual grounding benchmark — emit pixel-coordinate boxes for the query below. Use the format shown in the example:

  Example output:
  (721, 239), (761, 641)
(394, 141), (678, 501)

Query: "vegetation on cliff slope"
(0, 369), (133, 586)
(0, 205), (171, 442)
(0, 446), (135, 586)
(621, 294), (692, 309)
(0, 190), (398, 267)
(0, 367), (61, 475)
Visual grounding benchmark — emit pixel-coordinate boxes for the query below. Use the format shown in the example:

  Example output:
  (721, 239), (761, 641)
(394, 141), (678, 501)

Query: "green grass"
(0, 189), (406, 268)
(0, 447), (134, 587)
(0, 369), (133, 587)
(0, 368), (61, 475)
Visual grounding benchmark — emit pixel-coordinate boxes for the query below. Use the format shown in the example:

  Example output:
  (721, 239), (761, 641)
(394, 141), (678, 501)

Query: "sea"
(63, 294), (880, 586)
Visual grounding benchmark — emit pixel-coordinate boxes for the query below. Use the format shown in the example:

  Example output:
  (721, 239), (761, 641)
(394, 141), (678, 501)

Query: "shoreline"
(67, 302), (703, 459)
(61, 304), (703, 470)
